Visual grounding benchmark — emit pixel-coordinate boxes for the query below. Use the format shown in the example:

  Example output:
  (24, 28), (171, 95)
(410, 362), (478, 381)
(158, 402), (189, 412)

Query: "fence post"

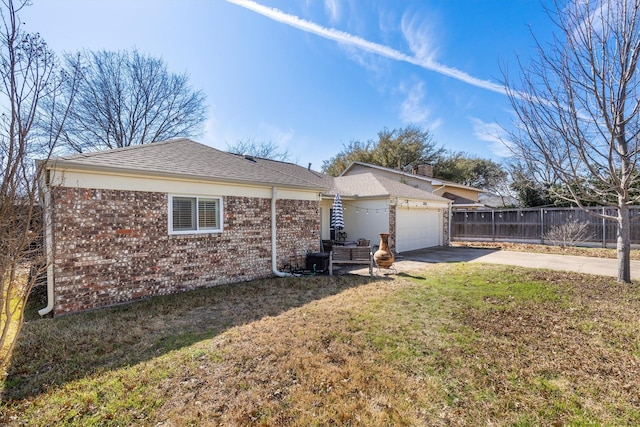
(602, 206), (606, 248)
(540, 208), (544, 244)
(491, 209), (495, 241)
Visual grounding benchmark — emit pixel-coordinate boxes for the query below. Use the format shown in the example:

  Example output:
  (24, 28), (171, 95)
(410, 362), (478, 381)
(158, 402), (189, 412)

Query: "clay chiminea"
(373, 232), (394, 268)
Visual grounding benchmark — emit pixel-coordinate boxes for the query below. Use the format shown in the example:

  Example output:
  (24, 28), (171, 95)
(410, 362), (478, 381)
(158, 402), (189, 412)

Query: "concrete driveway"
(393, 246), (640, 281)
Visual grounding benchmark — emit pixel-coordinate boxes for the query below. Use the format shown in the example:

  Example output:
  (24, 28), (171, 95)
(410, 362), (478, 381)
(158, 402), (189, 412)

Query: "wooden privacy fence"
(451, 206), (640, 246)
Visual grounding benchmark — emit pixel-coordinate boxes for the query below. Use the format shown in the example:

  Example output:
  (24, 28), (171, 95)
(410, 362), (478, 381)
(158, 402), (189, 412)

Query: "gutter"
(37, 180), (293, 315)
(38, 167), (55, 316)
(271, 187), (292, 277)
(448, 201), (453, 247)
(46, 160), (329, 193)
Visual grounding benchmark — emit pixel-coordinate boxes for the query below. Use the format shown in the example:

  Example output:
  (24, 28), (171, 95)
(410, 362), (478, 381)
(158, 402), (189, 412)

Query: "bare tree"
(61, 49), (207, 152)
(0, 0), (80, 362)
(505, 0), (640, 282)
(227, 138), (291, 161)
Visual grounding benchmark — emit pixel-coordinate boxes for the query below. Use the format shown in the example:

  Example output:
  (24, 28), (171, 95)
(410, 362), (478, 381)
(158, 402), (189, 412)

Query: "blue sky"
(22, 0), (552, 171)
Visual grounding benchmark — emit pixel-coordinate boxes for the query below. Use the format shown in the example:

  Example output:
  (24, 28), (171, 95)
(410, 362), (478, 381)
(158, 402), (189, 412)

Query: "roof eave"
(451, 203), (485, 208)
(44, 160), (329, 192)
(321, 192), (391, 199)
(344, 162), (483, 192)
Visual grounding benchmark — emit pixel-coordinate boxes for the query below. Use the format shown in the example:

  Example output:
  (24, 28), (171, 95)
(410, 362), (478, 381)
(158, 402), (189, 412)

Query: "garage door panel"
(396, 209), (441, 252)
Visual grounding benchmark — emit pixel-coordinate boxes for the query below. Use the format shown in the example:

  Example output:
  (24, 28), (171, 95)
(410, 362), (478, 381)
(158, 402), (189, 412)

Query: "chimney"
(416, 164), (433, 178)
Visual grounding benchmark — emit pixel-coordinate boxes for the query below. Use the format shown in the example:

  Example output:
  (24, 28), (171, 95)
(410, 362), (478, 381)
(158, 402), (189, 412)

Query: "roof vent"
(244, 154), (256, 162)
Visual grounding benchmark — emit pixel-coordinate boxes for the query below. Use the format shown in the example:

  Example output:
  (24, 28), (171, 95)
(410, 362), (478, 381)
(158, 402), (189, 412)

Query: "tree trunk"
(617, 203), (632, 283)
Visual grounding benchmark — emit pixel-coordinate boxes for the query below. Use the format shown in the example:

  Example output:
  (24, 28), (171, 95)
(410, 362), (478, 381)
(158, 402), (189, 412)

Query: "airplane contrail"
(225, 0), (508, 95)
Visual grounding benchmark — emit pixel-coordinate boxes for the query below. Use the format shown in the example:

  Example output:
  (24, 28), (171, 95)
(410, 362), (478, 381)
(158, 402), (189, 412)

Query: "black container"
(306, 252), (329, 273)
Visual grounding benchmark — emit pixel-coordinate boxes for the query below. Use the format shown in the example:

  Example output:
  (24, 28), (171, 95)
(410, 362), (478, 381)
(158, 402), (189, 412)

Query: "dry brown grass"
(455, 270), (640, 424)
(2, 264), (640, 426)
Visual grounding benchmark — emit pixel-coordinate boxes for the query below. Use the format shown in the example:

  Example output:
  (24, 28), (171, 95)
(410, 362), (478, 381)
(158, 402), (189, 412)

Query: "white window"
(169, 195), (223, 234)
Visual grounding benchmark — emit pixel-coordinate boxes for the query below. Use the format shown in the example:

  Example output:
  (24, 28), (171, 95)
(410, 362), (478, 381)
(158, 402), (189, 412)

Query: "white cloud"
(399, 81), (430, 123)
(200, 113), (227, 150)
(396, 80), (443, 130)
(340, 44), (387, 74)
(259, 122), (295, 147)
(226, 0), (508, 95)
(470, 117), (513, 157)
(200, 113), (295, 154)
(400, 12), (438, 62)
(324, 0), (340, 24)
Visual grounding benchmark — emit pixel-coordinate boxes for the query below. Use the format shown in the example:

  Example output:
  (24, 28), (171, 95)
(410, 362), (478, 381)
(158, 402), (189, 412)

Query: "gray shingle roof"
(47, 138), (329, 190)
(342, 161), (483, 192)
(47, 139), (455, 201)
(331, 173), (450, 202)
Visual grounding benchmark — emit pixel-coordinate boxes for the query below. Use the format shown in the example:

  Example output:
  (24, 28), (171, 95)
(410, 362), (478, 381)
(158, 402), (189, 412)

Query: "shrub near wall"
(50, 187), (320, 314)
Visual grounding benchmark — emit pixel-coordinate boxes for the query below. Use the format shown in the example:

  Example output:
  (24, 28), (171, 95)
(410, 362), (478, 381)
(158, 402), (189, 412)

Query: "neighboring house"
(478, 192), (519, 208)
(319, 172), (451, 253)
(38, 139), (327, 315)
(340, 162), (485, 209)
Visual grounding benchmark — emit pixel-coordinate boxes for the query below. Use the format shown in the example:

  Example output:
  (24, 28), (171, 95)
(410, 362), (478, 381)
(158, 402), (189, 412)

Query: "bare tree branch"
(60, 49), (207, 152)
(227, 138), (291, 161)
(0, 0), (81, 362)
(504, 0), (640, 282)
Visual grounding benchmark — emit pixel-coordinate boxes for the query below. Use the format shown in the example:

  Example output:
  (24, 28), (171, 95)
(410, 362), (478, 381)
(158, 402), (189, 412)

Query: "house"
(340, 162), (485, 209)
(37, 139), (328, 315)
(319, 173), (451, 253)
(37, 140), (454, 315)
(478, 192), (519, 208)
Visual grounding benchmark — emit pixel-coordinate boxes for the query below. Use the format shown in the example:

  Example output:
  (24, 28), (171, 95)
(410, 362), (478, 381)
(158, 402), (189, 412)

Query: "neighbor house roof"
(44, 138), (329, 191)
(329, 173), (451, 203)
(441, 192), (483, 207)
(341, 161), (482, 193)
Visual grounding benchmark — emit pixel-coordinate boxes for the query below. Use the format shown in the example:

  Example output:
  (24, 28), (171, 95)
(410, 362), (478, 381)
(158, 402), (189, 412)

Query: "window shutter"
(198, 199), (219, 229)
(173, 197), (196, 230)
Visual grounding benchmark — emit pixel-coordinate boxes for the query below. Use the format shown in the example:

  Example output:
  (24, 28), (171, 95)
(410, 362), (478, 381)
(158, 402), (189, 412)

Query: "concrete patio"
(339, 246), (640, 280)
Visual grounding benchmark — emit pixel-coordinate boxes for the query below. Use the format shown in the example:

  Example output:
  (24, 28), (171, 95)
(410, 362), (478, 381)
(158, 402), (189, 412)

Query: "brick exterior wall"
(50, 187), (320, 314)
(442, 207), (450, 245)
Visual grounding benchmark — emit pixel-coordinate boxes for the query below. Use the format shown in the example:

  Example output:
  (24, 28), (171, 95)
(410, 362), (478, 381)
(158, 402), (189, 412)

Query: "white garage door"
(396, 208), (441, 253)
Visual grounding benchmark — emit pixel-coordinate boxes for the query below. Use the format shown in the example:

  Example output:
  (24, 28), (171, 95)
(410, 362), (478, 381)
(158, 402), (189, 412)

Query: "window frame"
(168, 194), (224, 235)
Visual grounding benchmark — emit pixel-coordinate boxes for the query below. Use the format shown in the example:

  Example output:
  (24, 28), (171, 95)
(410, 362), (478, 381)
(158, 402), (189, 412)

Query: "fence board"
(451, 206), (640, 246)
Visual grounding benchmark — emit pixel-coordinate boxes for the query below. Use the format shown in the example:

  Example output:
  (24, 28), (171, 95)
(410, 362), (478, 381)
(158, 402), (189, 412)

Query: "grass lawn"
(2, 263), (640, 426)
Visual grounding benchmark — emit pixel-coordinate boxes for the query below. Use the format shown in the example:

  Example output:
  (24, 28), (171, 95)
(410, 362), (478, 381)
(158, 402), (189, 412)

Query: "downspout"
(271, 187), (292, 277)
(447, 201), (453, 247)
(38, 168), (55, 316)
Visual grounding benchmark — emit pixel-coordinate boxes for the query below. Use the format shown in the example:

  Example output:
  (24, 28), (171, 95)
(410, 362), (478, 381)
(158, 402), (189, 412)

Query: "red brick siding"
(443, 207), (450, 245)
(50, 187), (319, 314)
(275, 198), (320, 266)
